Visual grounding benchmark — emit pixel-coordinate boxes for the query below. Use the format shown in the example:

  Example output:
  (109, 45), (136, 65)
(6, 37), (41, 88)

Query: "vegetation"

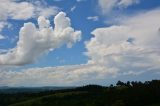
(0, 80), (160, 106)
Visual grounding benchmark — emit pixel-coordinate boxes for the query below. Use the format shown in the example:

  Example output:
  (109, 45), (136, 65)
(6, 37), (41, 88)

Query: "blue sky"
(0, 0), (160, 86)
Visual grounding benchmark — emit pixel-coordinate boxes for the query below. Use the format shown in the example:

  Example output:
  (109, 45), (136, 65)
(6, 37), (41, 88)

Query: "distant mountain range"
(0, 86), (75, 93)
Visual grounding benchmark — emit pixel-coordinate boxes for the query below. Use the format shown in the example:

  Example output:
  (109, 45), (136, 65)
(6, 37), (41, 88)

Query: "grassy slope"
(10, 91), (103, 106)
(10, 92), (160, 106)
(9, 89), (160, 106)
(1, 80), (160, 106)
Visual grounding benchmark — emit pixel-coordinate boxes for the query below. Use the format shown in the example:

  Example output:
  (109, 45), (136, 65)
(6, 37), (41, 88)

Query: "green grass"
(10, 91), (89, 106)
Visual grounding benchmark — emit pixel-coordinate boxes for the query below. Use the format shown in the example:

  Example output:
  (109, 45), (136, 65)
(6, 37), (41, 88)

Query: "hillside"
(0, 80), (160, 106)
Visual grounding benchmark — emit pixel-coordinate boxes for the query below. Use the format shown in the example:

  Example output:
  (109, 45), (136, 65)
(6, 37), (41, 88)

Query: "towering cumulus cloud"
(86, 9), (160, 75)
(0, 12), (81, 65)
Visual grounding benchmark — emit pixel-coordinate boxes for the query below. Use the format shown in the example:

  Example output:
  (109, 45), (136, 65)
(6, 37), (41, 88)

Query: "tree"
(116, 80), (125, 86)
(126, 81), (131, 87)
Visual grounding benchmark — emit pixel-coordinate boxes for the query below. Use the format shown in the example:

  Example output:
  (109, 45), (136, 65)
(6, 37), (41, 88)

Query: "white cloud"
(1, 9), (160, 86)
(0, 0), (34, 20)
(77, 0), (86, 2)
(0, 22), (8, 39)
(1, 2), (160, 86)
(85, 9), (160, 74)
(118, 0), (139, 7)
(0, 12), (81, 65)
(87, 16), (99, 21)
(34, 5), (59, 19)
(0, 49), (9, 54)
(98, 0), (139, 14)
(0, 35), (5, 40)
(0, 0), (59, 20)
(0, 22), (8, 35)
(53, 0), (63, 1)
(71, 6), (76, 12)
(0, 64), (118, 86)
(0, 0), (59, 44)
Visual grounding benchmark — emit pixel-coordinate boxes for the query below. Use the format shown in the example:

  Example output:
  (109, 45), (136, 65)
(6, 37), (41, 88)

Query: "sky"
(0, 0), (160, 87)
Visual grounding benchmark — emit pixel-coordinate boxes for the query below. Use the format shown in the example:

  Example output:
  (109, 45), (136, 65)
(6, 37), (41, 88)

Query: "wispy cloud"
(0, 64), (118, 86)
(71, 6), (76, 12)
(87, 16), (99, 21)
(76, 0), (86, 2)
(0, 34), (5, 40)
(98, 0), (140, 14)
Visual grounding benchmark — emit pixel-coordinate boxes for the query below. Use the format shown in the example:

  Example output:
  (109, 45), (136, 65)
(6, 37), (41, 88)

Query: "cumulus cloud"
(0, 0), (59, 20)
(1, 2), (160, 86)
(1, 9), (160, 86)
(0, 0), (34, 20)
(98, 0), (139, 14)
(0, 0), (59, 44)
(85, 9), (160, 74)
(0, 12), (81, 65)
(87, 16), (99, 21)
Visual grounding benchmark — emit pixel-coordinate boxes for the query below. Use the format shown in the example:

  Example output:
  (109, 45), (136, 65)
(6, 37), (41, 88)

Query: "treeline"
(0, 80), (160, 106)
